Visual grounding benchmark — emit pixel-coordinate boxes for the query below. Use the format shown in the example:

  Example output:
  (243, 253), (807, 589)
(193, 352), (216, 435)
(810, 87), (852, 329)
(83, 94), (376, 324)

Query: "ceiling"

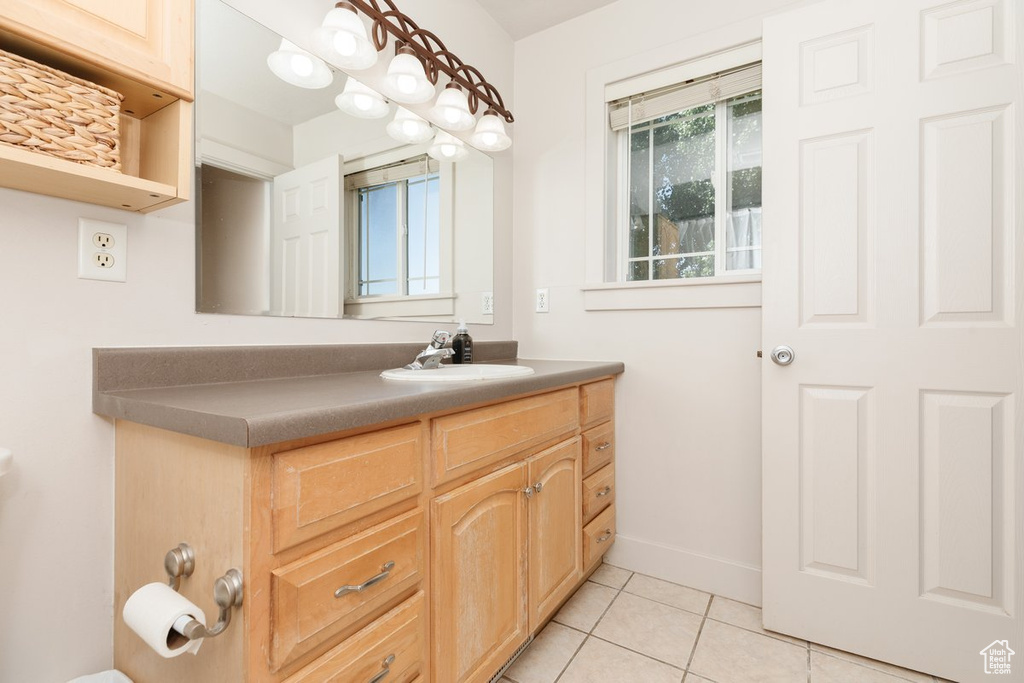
(475, 0), (620, 40)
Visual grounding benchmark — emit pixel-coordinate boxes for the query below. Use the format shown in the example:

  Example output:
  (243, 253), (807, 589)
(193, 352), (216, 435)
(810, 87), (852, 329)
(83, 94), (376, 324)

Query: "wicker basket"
(0, 47), (123, 171)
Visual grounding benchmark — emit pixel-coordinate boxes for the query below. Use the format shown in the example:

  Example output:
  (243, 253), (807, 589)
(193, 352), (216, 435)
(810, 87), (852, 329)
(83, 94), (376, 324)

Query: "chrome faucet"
(405, 330), (455, 370)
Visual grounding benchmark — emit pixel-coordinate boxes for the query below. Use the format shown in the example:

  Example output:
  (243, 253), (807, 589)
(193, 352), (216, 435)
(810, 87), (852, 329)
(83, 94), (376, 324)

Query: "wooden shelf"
(0, 5), (193, 212)
(0, 143), (176, 212)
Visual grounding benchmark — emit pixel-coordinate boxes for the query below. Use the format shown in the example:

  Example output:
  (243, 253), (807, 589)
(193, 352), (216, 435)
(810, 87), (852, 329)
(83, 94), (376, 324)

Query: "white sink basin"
(380, 364), (535, 382)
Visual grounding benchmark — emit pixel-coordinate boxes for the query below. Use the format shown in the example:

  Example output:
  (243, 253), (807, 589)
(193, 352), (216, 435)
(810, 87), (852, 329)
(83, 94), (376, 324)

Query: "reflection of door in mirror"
(194, 0), (495, 324)
(270, 156), (343, 317)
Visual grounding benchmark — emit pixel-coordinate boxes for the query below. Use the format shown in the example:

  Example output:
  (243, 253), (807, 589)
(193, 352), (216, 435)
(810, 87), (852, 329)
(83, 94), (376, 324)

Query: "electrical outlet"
(481, 291), (494, 315)
(78, 218), (127, 282)
(535, 288), (550, 313)
(93, 252), (115, 268)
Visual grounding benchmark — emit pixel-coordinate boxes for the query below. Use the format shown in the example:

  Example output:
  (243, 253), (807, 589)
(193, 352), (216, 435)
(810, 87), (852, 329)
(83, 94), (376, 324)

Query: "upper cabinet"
(0, 0), (193, 98)
(0, 0), (193, 212)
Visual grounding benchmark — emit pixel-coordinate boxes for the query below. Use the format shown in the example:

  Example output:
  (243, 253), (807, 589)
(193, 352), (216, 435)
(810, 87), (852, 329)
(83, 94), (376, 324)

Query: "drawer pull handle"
(368, 654), (395, 683)
(595, 442), (612, 451)
(334, 561), (395, 598)
(595, 486), (612, 498)
(597, 529), (613, 543)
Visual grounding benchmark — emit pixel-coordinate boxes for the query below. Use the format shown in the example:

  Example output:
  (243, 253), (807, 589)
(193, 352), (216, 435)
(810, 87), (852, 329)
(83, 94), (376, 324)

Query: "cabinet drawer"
(581, 422), (614, 476)
(432, 388), (578, 485)
(582, 463), (615, 525)
(271, 509), (425, 672)
(284, 591), (426, 683)
(580, 379), (614, 429)
(583, 504), (616, 572)
(272, 423), (423, 552)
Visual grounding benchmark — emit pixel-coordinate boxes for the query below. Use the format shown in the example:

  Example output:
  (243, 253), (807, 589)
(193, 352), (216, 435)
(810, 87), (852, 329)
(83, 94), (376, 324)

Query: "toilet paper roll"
(122, 583), (206, 658)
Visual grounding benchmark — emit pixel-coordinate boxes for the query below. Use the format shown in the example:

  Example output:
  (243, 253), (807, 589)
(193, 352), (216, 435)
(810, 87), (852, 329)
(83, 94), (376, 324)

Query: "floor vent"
(488, 634), (534, 683)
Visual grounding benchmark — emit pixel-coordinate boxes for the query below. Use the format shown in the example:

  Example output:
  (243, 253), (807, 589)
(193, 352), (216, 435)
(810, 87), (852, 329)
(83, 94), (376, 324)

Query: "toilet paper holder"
(163, 542), (243, 640)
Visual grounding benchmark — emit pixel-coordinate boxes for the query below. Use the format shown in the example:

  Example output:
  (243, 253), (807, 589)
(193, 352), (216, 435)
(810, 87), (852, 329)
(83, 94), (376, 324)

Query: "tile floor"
(499, 563), (948, 683)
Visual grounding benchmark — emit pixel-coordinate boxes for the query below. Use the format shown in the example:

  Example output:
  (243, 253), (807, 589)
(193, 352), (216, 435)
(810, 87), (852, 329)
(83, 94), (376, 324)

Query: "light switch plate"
(78, 218), (127, 282)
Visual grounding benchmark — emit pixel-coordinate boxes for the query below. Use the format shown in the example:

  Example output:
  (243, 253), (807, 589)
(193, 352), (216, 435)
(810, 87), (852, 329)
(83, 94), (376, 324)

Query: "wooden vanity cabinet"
(579, 379), (616, 572)
(114, 377), (616, 683)
(432, 437), (582, 683)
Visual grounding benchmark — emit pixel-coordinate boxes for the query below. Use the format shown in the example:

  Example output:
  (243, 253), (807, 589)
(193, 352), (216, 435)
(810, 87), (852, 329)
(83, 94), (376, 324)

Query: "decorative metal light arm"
(343, 0), (514, 123)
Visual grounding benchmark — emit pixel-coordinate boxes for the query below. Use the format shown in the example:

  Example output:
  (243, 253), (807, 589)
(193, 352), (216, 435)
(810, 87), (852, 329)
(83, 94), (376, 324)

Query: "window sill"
(581, 275), (761, 311)
(343, 293), (455, 318)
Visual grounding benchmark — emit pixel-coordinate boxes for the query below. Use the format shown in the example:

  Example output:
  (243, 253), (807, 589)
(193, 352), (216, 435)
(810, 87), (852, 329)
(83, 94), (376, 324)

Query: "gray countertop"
(94, 355), (624, 447)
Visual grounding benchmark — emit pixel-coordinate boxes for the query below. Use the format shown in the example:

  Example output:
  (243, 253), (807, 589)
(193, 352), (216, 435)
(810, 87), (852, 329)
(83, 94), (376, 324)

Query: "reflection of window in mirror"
(343, 155), (455, 318)
(346, 155), (442, 297)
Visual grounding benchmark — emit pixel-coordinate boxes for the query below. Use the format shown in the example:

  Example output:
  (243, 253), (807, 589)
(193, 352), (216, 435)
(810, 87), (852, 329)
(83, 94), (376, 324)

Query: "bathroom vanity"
(94, 343), (622, 683)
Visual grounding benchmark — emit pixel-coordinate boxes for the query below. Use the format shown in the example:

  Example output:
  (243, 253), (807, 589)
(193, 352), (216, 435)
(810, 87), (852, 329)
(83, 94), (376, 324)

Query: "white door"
(762, 1), (1022, 681)
(270, 155), (344, 317)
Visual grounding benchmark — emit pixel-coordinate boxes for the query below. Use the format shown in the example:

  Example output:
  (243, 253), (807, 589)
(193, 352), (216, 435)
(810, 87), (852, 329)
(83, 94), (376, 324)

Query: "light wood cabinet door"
(527, 438), (581, 630)
(0, 0), (194, 98)
(432, 462), (529, 683)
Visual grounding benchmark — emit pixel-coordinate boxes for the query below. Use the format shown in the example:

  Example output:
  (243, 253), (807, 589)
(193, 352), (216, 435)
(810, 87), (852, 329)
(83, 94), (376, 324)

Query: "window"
(611, 63), (762, 282)
(346, 155), (441, 298)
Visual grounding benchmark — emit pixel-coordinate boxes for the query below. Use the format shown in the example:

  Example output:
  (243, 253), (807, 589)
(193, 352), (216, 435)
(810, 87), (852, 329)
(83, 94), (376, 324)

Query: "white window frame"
(582, 27), (765, 311)
(342, 150), (455, 318)
(615, 92), (762, 282)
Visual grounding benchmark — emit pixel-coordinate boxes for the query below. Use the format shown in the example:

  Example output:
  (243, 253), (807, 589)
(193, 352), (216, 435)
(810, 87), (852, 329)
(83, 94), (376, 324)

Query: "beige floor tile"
(689, 619), (808, 683)
(552, 581), (618, 632)
(504, 622), (585, 683)
(683, 676), (713, 683)
(623, 573), (711, 615)
(558, 637), (684, 683)
(707, 596), (807, 647)
(592, 591), (703, 668)
(810, 643), (933, 682)
(812, 651), (920, 683)
(589, 562), (633, 589)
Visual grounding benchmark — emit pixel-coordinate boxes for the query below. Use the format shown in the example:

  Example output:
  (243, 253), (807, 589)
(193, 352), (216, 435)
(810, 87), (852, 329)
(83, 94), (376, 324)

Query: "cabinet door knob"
(597, 529), (613, 543)
(595, 442), (612, 451)
(523, 486), (534, 499)
(533, 482), (544, 494)
(367, 654), (395, 683)
(595, 486), (611, 498)
(334, 561), (395, 598)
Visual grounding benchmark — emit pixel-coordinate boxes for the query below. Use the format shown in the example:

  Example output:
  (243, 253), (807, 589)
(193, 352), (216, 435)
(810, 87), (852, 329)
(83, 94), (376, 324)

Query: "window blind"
(345, 155), (440, 191)
(608, 62), (762, 132)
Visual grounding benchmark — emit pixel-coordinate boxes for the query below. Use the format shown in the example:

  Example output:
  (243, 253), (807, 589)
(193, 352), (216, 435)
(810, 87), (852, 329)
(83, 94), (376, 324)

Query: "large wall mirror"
(195, 0), (494, 324)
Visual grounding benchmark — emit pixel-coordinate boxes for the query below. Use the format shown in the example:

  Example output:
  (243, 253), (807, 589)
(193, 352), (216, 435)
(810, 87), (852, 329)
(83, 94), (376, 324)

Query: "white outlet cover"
(481, 291), (494, 315)
(536, 287), (550, 313)
(78, 218), (127, 282)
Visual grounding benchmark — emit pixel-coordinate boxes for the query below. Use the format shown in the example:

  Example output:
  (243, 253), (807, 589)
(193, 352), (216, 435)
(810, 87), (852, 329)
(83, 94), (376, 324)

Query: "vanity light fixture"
(384, 45), (435, 103)
(471, 109), (512, 151)
(427, 130), (469, 162)
(313, 2), (378, 70)
(340, 0), (513, 132)
(430, 83), (475, 131)
(267, 39), (333, 89)
(336, 78), (390, 118)
(387, 107), (433, 143)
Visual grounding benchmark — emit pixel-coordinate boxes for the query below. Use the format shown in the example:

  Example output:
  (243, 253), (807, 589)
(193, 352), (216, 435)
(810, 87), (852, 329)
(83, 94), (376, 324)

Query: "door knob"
(770, 345), (795, 366)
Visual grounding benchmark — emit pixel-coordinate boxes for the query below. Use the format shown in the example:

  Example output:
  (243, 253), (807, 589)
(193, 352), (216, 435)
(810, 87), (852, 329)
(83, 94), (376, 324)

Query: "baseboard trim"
(605, 535), (763, 607)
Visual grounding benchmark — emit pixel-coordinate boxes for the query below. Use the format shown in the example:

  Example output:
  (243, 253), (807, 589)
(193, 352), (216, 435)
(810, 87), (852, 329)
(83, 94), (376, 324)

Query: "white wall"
(0, 0), (513, 680)
(512, 0), (811, 604)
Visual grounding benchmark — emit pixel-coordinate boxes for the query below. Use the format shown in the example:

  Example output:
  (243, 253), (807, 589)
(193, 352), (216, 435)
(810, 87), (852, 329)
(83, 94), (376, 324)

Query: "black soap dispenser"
(452, 321), (473, 364)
